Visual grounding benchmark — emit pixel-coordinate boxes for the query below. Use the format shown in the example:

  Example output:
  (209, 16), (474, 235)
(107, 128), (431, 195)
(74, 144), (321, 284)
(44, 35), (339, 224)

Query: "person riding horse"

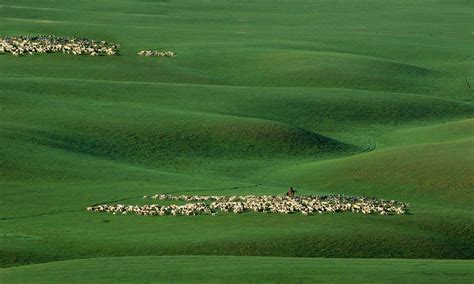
(286, 187), (297, 197)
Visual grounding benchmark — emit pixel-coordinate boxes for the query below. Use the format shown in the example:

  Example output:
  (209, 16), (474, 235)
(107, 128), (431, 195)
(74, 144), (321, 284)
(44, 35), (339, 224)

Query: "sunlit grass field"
(0, 0), (473, 282)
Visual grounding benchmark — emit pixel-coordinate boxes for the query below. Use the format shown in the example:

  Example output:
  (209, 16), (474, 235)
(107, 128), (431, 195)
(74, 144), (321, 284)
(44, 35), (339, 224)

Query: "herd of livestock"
(0, 35), (176, 57)
(0, 35), (119, 56)
(87, 194), (409, 216)
(137, 50), (176, 57)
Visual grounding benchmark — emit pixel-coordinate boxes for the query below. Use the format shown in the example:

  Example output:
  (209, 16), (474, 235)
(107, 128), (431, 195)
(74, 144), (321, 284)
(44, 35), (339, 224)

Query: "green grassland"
(0, 0), (473, 282)
(2, 256), (474, 283)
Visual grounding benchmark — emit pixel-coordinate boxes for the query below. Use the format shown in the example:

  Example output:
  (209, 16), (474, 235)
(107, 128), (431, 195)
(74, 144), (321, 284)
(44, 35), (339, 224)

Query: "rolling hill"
(0, 0), (473, 282)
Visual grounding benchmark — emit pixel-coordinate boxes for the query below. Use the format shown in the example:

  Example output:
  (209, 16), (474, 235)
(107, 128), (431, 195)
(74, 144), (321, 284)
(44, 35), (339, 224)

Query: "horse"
(286, 187), (297, 197)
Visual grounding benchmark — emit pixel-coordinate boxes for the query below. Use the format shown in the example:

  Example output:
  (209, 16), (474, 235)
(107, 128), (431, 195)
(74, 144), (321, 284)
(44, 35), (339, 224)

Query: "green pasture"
(2, 256), (473, 283)
(0, 0), (472, 281)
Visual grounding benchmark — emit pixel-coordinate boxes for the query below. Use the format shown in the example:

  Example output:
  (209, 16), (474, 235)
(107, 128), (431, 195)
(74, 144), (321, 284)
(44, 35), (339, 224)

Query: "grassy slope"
(1, 256), (473, 283)
(378, 118), (474, 147)
(0, 0), (473, 280)
(270, 139), (474, 205)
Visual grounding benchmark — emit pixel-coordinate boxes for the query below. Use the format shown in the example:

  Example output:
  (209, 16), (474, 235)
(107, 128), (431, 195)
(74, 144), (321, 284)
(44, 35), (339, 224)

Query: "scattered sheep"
(137, 50), (175, 57)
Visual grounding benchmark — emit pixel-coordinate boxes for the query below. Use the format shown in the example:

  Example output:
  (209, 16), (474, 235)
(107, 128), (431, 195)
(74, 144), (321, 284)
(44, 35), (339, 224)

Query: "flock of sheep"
(0, 35), (176, 57)
(87, 194), (409, 216)
(137, 50), (176, 57)
(0, 35), (119, 56)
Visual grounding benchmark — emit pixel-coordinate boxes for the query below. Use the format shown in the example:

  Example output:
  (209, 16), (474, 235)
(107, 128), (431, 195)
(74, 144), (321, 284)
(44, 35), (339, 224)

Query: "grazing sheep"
(137, 50), (176, 57)
(0, 35), (120, 56)
(87, 194), (409, 217)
